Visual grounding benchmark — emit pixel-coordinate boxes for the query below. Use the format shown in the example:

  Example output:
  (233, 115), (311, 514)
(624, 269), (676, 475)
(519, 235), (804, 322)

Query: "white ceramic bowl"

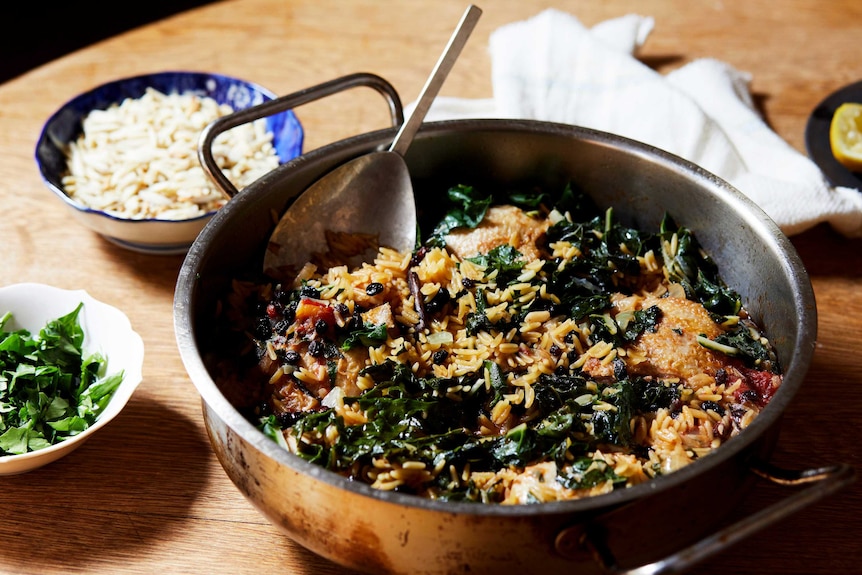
(34, 71), (304, 255)
(0, 283), (144, 475)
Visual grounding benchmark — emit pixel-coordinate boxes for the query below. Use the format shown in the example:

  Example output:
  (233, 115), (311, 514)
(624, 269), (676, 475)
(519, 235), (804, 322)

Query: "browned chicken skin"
(581, 294), (727, 383)
(445, 205), (550, 261)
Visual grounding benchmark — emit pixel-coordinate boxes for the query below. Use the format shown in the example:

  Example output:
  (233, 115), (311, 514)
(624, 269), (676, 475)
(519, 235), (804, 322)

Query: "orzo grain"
(62, 87), (279, 220)
(211, 182), (783, 504)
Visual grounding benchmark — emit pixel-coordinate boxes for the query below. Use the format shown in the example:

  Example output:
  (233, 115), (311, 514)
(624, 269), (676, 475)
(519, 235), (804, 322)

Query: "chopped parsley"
(0, 305), (124, 456)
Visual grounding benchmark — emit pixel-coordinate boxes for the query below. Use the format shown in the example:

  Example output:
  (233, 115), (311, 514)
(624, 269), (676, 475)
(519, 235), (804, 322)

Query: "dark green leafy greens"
(423, 183), (588, 248)
(706, 324), (775, 370)
(260, 356), (683, 501)
(588, 305), (663, 348)
(658, 215), (741, 317)
(0, 305), (124, 456)
(466, 244), (526, 287)
(426, 184), (493, 247)
(340, 322), (388, 350)
(250, 180), (770, 503)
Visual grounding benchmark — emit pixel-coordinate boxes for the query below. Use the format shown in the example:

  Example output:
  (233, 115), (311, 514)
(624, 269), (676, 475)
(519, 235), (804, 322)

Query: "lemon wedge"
(829, 102), (862, 172)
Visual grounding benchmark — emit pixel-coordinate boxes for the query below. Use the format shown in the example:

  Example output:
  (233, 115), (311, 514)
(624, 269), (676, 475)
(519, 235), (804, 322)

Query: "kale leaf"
(466, 244), (526, 287)
(556, 457), (626, 490)
(426, 184), (492, 247)
(711, 324), (774, 370)
(340, 321), (388, 350)
(589, 305), (663, 347)
(659, 215), (741, 316)
(465, 289), (495, 335)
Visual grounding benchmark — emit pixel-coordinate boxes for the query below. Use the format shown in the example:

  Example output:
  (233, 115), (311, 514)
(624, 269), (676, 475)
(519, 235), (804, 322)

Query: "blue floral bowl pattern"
(35, 71), (304, 255)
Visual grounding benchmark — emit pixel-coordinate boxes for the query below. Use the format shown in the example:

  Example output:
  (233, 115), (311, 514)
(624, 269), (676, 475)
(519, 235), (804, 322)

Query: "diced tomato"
(734, 366), (780, 406)
(266, 303), (278, 319)
(294, 297), (335, 337)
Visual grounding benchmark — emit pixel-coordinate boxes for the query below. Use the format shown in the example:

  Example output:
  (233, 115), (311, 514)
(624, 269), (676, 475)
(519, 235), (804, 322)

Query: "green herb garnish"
(0, 304), (123, 456)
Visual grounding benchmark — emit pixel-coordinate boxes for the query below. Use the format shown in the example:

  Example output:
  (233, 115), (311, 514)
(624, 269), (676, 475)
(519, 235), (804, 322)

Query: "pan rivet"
(554, 525), (587, 559)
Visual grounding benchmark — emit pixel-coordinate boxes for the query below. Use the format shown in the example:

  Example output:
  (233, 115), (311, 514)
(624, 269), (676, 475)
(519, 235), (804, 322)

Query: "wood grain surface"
(0, 1), (860, 574)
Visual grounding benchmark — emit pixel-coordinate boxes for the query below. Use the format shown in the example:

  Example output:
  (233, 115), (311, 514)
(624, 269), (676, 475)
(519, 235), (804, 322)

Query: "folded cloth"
(416, 9), (862, 238)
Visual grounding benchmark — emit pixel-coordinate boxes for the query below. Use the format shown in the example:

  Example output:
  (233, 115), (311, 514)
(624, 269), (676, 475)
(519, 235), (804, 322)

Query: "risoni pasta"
(210, 182), (782, 504)
(62, 87), (279, 220)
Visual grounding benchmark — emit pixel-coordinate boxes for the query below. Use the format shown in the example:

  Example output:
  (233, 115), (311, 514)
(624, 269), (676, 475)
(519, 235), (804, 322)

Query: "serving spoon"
(263, 4), (482, 278)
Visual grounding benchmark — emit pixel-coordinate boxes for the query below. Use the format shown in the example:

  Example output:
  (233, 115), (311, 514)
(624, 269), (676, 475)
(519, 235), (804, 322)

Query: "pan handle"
(555, 462), (855, 575)
(198, 72), (404, 198)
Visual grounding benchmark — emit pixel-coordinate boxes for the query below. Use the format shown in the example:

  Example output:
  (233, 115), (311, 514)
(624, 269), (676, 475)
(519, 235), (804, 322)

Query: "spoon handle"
(389, 4), (482, 157)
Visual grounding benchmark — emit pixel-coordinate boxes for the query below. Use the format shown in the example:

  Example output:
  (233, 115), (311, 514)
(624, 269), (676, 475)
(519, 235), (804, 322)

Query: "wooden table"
(1, 1), (860, 573)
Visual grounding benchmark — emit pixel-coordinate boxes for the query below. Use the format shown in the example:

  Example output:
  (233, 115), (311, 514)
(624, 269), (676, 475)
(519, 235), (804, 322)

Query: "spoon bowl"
(262, 4), (482, 277)
(263, 151), (416, 275)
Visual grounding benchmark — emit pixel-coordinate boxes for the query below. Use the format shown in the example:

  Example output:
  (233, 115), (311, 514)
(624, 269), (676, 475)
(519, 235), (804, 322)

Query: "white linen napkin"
(417, 9), (862, 238)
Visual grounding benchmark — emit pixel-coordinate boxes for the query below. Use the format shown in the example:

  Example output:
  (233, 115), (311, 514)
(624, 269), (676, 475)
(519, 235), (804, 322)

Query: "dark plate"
(804, 79), (862, 189)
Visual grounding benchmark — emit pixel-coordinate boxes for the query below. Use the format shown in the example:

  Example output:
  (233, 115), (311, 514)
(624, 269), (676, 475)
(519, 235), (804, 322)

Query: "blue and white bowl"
(35, 71), (304, 255)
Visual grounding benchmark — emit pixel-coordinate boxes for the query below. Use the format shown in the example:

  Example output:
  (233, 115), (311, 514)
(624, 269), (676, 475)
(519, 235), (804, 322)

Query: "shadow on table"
(791, 222), (862, 278)
(0, 399), (210, 571)
(97, 240), (189, 295)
